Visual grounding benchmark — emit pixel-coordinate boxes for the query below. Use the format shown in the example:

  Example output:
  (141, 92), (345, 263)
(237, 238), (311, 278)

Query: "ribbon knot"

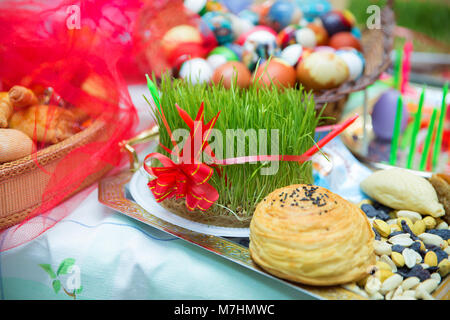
(144, 102), (220, 211)
(145, 153), (219, 211)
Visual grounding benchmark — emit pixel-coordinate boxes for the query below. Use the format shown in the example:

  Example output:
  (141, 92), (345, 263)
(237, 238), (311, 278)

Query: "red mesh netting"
(0, 0), (141, 251)
(131, 0), (218, 79)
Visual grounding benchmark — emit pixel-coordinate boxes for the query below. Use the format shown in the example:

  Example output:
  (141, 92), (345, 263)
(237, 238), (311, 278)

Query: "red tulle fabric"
(0, 0), (140, 251)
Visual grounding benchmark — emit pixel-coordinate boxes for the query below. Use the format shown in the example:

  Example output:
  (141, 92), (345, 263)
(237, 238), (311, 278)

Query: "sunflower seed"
(403, 248), (418, 268)
(389, 234), (414, 247)
(380, 274), (403, 294)
(418, 233), (445, 248)
(401, 277), (420, 290)
(416, 279), (439, 294)
(396, 210), (422, 223)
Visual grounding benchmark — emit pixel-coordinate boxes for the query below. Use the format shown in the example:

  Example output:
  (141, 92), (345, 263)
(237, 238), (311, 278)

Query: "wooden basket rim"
(314, 2), (395, 105)
(0, 119), (106, 180)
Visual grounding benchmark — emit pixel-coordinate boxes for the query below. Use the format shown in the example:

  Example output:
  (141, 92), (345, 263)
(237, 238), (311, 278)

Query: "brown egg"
(212, 61), (252, 89)
(296, 51), (349, 90)
(328, 32), (361, 51)
(0, 128), (34, 163)
(253, 58), (297, 89)
(307, 23), (329, 46)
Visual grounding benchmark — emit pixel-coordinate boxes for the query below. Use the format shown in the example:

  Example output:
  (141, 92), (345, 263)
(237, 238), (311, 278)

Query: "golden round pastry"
(249, 184), (376, 286)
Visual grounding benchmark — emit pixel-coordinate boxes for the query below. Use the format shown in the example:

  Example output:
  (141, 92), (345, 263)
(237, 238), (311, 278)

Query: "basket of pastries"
(0, 1), (137, 232)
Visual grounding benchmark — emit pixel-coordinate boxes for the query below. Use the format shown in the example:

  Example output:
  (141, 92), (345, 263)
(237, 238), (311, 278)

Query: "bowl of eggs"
(155, 0), (395, 124)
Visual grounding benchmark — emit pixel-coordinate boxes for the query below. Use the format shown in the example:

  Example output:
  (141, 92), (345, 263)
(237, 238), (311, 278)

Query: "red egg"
(236, 25), (278, 46)
(253, 58), (297, 89)
(328, 32), (361, 51)
(277, 25), (300, 48)
(212, 61), (252, 89)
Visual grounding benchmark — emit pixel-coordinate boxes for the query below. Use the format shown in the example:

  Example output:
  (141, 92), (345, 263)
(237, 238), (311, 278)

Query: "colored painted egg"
(296, 51), (349, 90)
(296, 0), (331, 22)
(184, 0), (207, 15)
(277, 24), (301, 48)
(301, 47), (314, 60)
(314, 45), (335, 53)
(203, 11), (234, 45)
(161, 25), (203, 53)
(240, 27), (279, 71)
(294, 27), (317, 48)
(207, 46), (239, 70)
(254, 58), (297, 89)
(205, 0), (228, 13)
(335, 49), (365, 80)
(329, 32), (361, 51)
(319, 11), (352, 37)
(279, 44), (303, 66)
(212, 61), (252, 89)
(266, 0), (303, 32)
(221, 0), (252, 14)
(254, 1), (276, 26)
(179, 58), (213, 84)
(351, 26), (362, 39)
(306, 23), (328, 46)
(371, 89), (409, 141)
(228, 13), (254, 39)
(236, 25), (278, 45)
(239, 9), (260, 25)
(342, 9), (356, 27)
(225, 42), (244, 59)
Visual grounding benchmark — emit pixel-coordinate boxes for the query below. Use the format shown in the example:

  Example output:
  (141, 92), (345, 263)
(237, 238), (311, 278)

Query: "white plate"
(128, 167), (250, 237)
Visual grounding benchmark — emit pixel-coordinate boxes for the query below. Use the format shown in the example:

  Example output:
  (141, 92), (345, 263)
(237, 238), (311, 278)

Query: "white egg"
(245, 30), (277, 47)
(207, 54), (228, 71)
(279, 44), (303, 66)
(229, 14), (254, 39)
(184, 0), (206, 14)
(295, 27), (317, 48)
(335, 49), (365, 81)
(179, 58), (213, 84)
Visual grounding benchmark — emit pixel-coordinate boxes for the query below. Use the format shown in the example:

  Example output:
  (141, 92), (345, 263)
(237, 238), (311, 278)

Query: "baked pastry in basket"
(249, 184), (376, 286)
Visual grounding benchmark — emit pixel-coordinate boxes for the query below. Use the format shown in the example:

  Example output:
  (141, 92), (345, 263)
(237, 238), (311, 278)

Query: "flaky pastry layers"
(250, 184), (376, 286)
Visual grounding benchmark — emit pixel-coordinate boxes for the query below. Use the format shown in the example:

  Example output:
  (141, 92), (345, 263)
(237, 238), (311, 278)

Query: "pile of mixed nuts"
(345, 201), (449, 300)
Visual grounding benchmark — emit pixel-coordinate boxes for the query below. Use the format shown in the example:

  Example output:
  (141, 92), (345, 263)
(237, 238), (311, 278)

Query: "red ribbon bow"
(144, 102), (220, 211)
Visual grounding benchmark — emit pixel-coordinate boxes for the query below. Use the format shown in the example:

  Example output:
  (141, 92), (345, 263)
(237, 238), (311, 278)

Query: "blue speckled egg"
(239, 9), (260, 25)
(295, 0), (331, 22)
(266, 0), (303, 32)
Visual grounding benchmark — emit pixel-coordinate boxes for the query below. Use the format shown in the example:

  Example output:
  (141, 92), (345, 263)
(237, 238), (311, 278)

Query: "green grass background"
(347, 0), (450, 52)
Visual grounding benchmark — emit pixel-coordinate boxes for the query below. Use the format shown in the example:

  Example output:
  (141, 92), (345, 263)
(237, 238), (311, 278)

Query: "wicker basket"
(314, 0), (395, 124)
(0, 120), (113, 230)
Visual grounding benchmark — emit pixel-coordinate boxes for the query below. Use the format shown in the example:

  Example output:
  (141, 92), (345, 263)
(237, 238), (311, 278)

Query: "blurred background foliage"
(344, 0), (450, 52)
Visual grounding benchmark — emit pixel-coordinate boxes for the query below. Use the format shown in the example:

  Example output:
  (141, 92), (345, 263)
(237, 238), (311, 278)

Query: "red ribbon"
(144, 102), (220, 211)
